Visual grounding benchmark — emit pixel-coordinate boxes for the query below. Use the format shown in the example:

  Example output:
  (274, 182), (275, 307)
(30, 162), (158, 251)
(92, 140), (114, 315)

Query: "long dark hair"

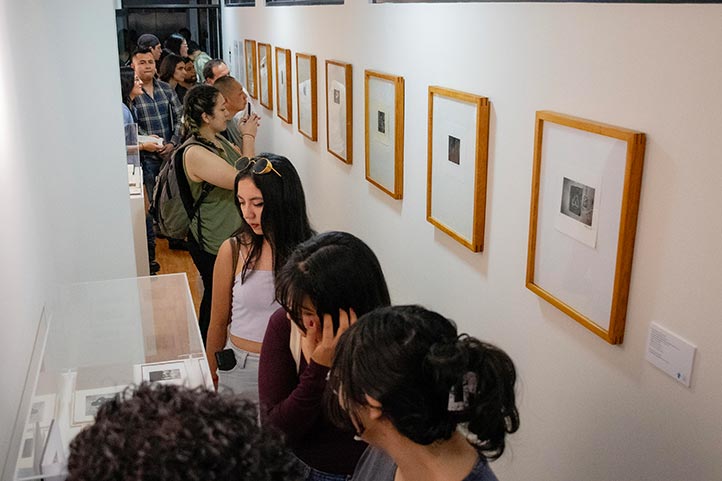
(275, 231), (391, 334)
(159, 53), (184, 83)
(181, 84), (223, 154)
(328, 305), (520, 461)
(164, 33), (186, 56)
(120, 66), (135, 107)
(233, 154), (315, 283)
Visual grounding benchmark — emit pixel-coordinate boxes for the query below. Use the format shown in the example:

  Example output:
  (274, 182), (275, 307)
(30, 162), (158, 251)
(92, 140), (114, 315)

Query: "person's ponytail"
(457, 337), (519, 460)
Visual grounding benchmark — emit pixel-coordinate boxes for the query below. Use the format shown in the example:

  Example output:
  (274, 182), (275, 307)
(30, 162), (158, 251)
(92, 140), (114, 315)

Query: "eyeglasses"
(235, 156), (282, 178)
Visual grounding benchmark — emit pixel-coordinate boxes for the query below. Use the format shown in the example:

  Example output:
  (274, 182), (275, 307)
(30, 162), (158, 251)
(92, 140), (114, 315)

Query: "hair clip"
(447, 372), (477, 412)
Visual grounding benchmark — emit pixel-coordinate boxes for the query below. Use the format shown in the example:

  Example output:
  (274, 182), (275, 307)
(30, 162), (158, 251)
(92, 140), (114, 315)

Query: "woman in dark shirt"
(328, 305), (521, 481)
(258, 231), (391, 481)
(159, 53), (189, 102)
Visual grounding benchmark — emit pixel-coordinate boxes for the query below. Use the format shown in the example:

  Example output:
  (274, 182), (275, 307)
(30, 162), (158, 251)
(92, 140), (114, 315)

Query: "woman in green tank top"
(181, 84), (259, 343)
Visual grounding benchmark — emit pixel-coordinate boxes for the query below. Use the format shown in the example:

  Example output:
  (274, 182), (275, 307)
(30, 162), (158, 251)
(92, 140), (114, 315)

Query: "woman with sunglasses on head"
(258, 231), (391, 481)
(205, 155), (314, 400)
(182, 84), (260, 344)
(328, 305), (520, 481)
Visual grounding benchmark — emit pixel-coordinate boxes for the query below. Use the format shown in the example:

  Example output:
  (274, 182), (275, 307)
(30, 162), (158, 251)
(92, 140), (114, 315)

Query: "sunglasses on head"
(235, 156), (282, 178)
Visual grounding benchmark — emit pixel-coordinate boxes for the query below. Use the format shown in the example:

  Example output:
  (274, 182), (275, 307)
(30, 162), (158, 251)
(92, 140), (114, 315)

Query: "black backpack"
(151, 137), (215, 247)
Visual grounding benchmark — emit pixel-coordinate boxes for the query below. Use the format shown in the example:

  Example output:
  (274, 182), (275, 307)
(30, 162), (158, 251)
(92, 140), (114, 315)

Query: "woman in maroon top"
(258, 231), (391, 481)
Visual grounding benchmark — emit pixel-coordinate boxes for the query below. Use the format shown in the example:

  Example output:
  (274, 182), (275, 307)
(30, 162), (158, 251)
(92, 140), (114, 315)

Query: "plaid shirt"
(132, 78), (182, 154)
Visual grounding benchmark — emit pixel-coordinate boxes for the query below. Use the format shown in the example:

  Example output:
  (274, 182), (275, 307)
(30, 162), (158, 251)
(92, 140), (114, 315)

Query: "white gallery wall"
(223, 3), (722, 480)
(0, 0), (136, 471)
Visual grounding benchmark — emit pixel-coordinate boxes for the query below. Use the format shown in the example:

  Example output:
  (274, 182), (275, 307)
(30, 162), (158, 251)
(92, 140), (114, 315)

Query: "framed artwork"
(526, 111), (646, 344)
(275, 47), (293, 123)
(427, 86), (490, 252)
(326, 60), (352, 163)
(244, 39), (258, 99)
(72, 385), (126, 426)
(233, 40), (245, 86)
(296, 53), (318, 141)
(258, 43), (273, 110)
(141, 360), (188, 386)
(364, 70), (405, 199)
(27, 394), (56, 427)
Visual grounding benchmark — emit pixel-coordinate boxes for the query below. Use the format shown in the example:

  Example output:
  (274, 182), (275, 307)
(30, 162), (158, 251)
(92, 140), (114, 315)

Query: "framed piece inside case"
(526, 111), (646, 344)
(364, 70), (404, 199)
(427, 86), (490, 252)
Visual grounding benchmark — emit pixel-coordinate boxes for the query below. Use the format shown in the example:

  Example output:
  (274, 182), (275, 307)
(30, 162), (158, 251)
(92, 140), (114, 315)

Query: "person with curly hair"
(67, 383), (304, 481)
(327, 305), (520, 481)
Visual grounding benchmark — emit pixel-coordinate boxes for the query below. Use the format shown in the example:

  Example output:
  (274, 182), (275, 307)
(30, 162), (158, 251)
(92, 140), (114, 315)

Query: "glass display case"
(125, 122), (149, 276)
(3, 274), (211, 481)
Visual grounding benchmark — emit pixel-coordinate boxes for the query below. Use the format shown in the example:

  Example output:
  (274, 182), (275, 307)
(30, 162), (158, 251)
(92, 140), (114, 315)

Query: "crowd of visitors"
(107, 27), (520, 481)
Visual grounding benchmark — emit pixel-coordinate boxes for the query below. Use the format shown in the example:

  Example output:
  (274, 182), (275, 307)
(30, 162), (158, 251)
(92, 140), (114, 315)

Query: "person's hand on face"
(310, 309), (357, 368)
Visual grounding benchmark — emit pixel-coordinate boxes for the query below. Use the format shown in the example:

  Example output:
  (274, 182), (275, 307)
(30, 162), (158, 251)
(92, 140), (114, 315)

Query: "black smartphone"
(215, 348), (237, 371)
(246, 101), (252, 117)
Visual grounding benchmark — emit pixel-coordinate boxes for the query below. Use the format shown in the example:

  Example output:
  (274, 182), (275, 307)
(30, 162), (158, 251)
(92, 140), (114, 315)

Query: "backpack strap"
(174, 136), (218, 250)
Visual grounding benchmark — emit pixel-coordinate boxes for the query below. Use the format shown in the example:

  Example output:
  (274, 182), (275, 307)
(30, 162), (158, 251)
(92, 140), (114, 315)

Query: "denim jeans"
(301, 463), (351, 481)
(141, 157), (160, 265)
(216, 338), (260, 403)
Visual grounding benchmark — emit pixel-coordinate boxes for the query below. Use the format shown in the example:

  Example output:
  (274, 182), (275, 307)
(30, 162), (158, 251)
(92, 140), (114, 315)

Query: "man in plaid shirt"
(131, 46), (182, 197)
(131, 46), (184, 273)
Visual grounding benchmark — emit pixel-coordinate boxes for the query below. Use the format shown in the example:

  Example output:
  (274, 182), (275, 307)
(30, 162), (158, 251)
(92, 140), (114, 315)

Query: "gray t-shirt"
(351, 446), (498, 481)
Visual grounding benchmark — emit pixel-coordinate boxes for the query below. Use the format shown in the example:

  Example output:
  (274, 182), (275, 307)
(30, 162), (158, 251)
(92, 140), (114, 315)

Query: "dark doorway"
(116, 1), (221, 66)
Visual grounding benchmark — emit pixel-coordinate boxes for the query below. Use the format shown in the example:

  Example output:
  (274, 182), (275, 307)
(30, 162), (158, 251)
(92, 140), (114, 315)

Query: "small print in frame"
(333, 88), (340, 104)
(72, 386), (127, 426)
(377, 110), (386, 134)
(560, 177), (595, 226)
(448, 136), (461, 165)
(141, 360), (188, 386)
(554, 173), (601, 248)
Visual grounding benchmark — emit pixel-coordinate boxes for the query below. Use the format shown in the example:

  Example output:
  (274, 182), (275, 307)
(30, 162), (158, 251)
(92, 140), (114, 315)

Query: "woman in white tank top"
(205, 154), (314, 399)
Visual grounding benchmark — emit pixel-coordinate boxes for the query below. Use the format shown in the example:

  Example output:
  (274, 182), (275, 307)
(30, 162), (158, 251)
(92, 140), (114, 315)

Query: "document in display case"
(3, 274), (212, 481)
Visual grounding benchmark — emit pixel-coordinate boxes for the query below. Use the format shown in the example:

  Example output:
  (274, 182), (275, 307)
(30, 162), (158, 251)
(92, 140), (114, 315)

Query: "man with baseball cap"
(137, 33), (162, 62)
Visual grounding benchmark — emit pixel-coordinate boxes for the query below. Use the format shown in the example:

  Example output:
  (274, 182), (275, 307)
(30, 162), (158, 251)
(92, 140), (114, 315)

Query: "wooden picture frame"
(257, 43), (273, 110)
(526, 111), (646, 344)
(427, 86), (490, 252)
(233, 40), (244, 86)
(275, 47), (292, 124)
(325, 60), (352, 163)
(243, 39), (258, 99)
(296, 53), (318, 141)
(364, 70), (404, 199)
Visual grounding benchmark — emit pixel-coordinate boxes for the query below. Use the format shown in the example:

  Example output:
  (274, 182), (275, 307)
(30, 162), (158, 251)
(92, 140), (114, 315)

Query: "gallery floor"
(155, 238), (203, 315)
